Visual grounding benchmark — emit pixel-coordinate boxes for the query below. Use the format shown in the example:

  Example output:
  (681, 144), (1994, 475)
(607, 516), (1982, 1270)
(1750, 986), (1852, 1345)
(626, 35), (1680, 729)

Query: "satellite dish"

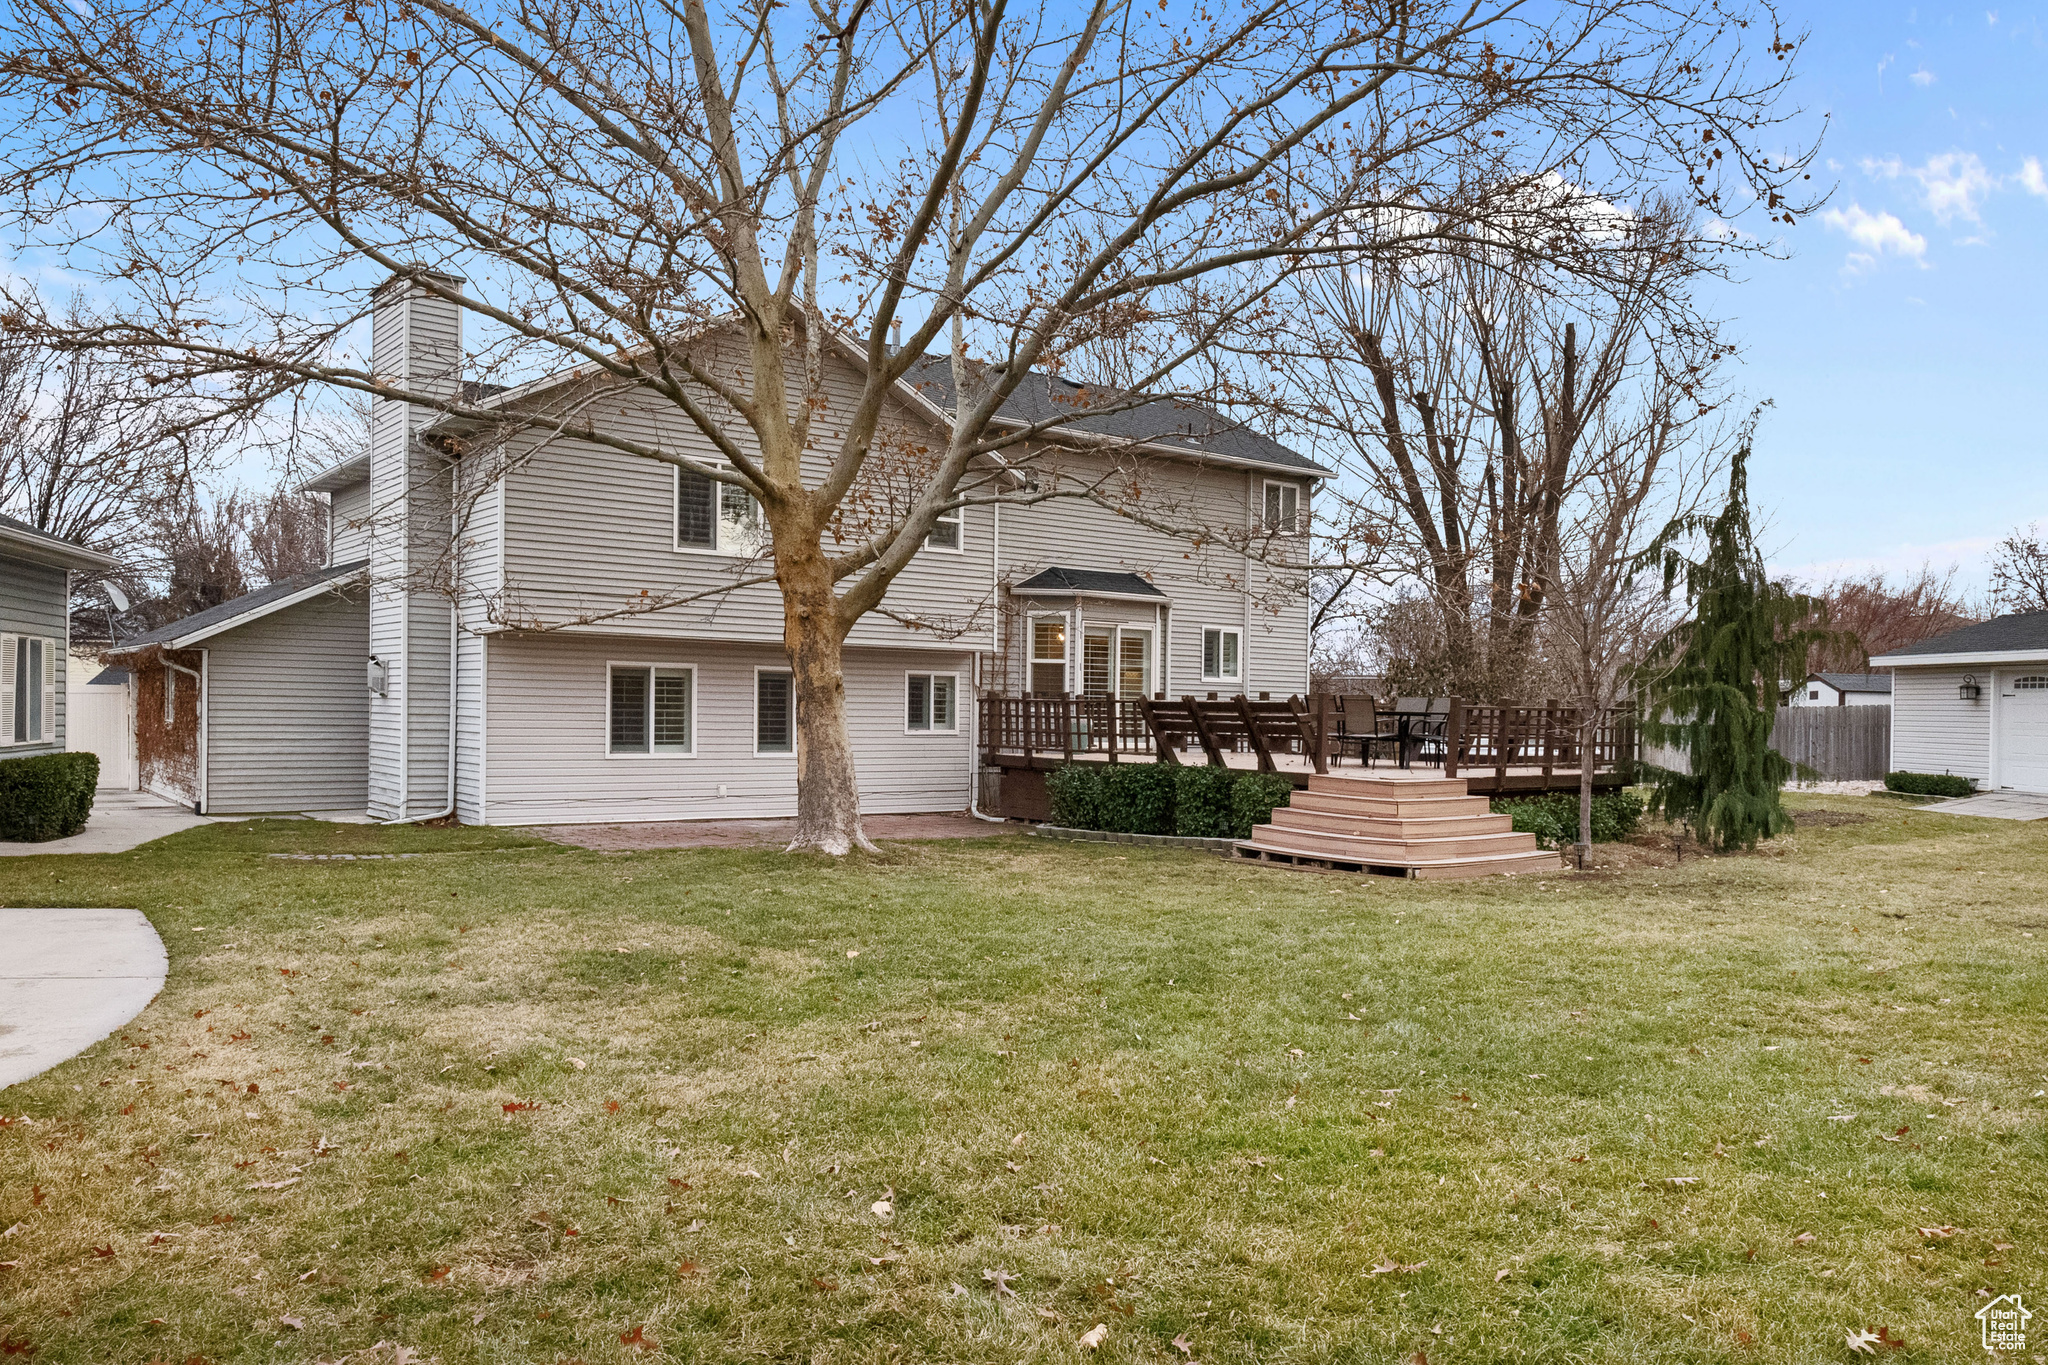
(105, 583), (130, 613)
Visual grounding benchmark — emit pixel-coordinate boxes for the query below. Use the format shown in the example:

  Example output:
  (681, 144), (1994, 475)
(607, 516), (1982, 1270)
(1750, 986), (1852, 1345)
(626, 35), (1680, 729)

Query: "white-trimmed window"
(608, 664), (694, 755)
(1, 634), (55, 746)
(1202, 627), (1240, 682)
(1262, 480), (1302, 535)
(925, 505), (963, 551)
(676, 466), (765, 556)
(906, 673), (958, 733)
(163, 662), (177, 724)
(755, 669), (795, 755)
(1030, 616), (1067, 695)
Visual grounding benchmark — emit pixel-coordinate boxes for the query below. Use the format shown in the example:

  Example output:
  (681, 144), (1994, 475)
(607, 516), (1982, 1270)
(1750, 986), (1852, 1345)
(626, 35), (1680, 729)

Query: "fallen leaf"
(1791, 1232), (1816, 1245)
(1917, 1226), (1955, 1239)
(618, 1324), (657, 1352)
(1037, 1307), (1063, 1325)
(426, 1266), (451, 1282)
(278, 1316), (304, 1331)
(604, 1100), (621, 1113)
(811, 1277), (838, 1292)
(1172, 1333), (1194, 1358)
(870, 1200), (894, 1219)
(1846, 1329), (1880, 1356)
(1077, 1323), (1109, 1351)
(1493, 1268), (1511, 1283)
(247, 1177), (299, 1191)
(676, 1260), (701, 1277)
(501, 1101), (535, 1114)
(982, 1267), (1018, 1298)
(1665, 1176), (1700, 1187)
(566, 1058), (586, 1070)
(1736, 1329), (1753, 1344)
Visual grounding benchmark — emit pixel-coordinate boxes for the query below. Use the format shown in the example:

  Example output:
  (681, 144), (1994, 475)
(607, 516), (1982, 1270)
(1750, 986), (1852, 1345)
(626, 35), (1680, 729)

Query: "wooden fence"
(1770, 706), (1891, 781)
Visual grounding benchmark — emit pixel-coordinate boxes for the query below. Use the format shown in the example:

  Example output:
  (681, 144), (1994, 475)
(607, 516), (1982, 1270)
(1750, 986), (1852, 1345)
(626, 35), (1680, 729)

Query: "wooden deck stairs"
(1233, 773), (1560, 880)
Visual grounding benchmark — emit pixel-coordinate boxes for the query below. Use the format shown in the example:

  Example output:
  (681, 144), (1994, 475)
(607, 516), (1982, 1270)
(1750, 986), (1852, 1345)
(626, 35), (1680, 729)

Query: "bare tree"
(0, 0), (1817, 851)
(245, 487), (330, 584)
(1802, 567), (1978, 670)
(1989, 525), (2048, 616)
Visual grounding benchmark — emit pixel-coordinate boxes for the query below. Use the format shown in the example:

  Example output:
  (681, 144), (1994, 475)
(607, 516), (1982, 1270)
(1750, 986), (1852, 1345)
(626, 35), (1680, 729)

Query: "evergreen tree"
(1635, 426), (1833, 851)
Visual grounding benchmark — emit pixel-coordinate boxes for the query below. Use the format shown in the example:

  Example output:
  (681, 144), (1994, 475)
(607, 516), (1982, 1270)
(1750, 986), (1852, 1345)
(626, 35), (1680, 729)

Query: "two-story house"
(108, 275), (1327, 823)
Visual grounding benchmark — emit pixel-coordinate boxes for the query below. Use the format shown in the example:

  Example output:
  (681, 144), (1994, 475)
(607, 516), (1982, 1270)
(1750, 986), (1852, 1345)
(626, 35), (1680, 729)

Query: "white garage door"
(2000, 674), (2048, 793)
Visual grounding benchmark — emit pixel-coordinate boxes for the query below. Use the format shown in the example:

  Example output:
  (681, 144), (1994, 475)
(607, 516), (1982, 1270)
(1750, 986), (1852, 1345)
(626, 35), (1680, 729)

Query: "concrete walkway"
(1916, 791), (2048, 821)
(0, 788), (214, 857)
(0, 906), (166, 1089)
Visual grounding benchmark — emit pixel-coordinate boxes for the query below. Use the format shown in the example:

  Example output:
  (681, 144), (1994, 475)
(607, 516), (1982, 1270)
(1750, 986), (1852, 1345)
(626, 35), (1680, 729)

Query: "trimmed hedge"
(1490, 789), (1645, 849)
(1046, 763), (1292, 840)
(0, 751), (99, 842)
(1885, 771), (1975, 798)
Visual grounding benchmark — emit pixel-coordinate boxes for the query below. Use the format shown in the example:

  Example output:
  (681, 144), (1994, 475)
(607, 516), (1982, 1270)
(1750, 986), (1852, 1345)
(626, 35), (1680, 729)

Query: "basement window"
(608, 665), (693, 755)
(906, 674), (958, 733)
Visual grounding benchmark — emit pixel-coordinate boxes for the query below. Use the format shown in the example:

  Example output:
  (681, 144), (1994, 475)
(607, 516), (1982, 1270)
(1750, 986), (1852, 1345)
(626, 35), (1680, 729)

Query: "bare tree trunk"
(781, 554), (876, 855)
(1579, 710), (1597, 854)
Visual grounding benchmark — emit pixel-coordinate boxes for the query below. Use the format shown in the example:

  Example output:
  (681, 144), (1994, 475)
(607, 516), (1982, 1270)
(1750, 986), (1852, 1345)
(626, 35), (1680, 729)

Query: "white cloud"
(1820, 204), (1928, 273)
(2021, 157), (2048, 199)
(1909, 67), (1937, 87)
(1862, 151), (1996, 225)
(1986, 9), (1998, 24)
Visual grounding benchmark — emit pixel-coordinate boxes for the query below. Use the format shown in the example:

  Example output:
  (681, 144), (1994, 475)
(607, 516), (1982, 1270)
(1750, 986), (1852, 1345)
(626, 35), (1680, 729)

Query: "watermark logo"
(1977, 1294), (2031, 1354)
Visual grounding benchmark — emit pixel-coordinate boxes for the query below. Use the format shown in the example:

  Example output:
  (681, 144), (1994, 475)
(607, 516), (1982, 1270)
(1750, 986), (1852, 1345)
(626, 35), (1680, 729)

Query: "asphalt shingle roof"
(902, 357), (1329, 477)
(1812, 672), (1892, 692)
(1010, 567), (1168, 598)
(110, 559), (367, 652)
(1876, 611), (2048, 659)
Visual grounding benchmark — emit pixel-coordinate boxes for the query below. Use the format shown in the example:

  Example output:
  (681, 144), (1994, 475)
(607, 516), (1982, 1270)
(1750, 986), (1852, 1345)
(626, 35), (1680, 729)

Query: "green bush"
(1885, 771), (1975, 797)
(1045, 763), (1102, 829)
(1228, 771), (1294, 839)
(0, 751), (99, 842)
(1172, 766), (1236, 839)
(1490, 789), (1646, 849)
(1098, 764), (1176, 834)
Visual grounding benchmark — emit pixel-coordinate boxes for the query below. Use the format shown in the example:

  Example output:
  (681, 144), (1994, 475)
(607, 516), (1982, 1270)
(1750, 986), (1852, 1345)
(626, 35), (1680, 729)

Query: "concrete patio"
(1915, 791), (2048, 821)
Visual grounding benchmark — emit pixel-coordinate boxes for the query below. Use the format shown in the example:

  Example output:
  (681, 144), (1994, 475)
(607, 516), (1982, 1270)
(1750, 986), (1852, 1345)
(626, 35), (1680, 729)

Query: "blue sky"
(1725, 2), (2047, 595)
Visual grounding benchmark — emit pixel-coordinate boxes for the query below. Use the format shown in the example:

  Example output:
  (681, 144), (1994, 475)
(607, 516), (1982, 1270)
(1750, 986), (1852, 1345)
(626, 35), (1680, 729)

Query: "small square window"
(756, 670), (794, 755)
(677, 467), (765, 554)
(609, 665), (693, 754)
(906, 673), (957, 732)
(1202, 628), (1240, 681)
(926, 510), (961, 550)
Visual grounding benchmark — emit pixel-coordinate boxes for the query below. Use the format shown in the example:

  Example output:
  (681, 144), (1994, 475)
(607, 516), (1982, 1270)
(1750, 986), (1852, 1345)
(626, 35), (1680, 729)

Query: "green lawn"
(0, 797), (2043, 1364)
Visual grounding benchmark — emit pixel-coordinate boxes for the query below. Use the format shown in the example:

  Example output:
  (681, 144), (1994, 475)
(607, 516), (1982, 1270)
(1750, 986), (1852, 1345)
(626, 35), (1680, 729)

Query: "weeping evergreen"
(1635, 432), (1833, 851)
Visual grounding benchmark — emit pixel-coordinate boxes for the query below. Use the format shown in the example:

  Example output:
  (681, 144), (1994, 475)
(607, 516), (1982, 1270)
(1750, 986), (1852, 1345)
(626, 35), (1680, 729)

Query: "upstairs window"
(1202, 627), (1240, 682)
(906, 673), (958, 732)
(756, 670), (795, 755)
(926, 508), (962, 550)
(676, 466), (765, 555)
(1262, 481), (1302, 535)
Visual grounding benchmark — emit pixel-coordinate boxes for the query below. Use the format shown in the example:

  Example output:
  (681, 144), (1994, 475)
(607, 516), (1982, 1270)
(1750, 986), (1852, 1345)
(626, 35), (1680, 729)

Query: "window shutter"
(0, 633), (14, 745)
(41, 638), (56, 743)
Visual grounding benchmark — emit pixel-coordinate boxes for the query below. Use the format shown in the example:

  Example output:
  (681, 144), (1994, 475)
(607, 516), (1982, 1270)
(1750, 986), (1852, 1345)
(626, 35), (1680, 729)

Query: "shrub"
(1885, 771), (1975, 798)
(1228, 772), (1295, 840)
(1097, 763), (1176, 835)
(0, 751), (99, 842)
(1490, 790), (1646, 849)
(1045, 763), (1103, 829)
(1172, 766), (1236, 839)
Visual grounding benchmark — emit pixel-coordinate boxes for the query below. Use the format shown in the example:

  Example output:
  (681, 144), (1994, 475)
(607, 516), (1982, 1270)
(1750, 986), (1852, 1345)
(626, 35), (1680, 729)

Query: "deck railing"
(979, 692), (1636, 780)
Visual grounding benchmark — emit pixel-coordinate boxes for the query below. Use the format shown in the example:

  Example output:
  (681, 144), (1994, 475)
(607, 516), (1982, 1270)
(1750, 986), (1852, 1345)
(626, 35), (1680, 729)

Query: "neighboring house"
(1871, 610), (2048, 793)
(1789, 672), (1893, 707)
(108, 273), (1328, 822)
(0, 513), (117, 759)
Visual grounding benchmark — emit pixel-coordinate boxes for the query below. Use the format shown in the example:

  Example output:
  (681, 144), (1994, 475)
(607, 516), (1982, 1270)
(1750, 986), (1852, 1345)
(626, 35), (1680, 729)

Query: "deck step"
(1290, 790), (1493, 819)
(1307, 773), (1471, 799)
(1270, 808), (1514, 838)
(1245, 825), (1538, 861)
(1232, 842), (1561, 880)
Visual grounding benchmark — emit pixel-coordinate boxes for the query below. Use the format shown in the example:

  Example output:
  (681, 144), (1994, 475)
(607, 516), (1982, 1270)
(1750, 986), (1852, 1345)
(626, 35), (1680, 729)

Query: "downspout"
(968, 501), (1005, 822)
(196, 649), (209, 814)
(383, 605), (458, 825)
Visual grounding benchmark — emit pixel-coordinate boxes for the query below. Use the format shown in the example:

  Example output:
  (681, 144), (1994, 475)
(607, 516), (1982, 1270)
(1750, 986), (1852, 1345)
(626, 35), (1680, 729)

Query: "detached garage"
(1872, 610), (2048, 794)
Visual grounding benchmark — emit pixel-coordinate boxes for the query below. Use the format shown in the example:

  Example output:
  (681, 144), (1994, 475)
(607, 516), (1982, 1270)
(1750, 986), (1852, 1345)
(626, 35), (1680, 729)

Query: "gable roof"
(1870, 611), (2048, 665)
(105, 559), (368, 654)
(900, 357), (1330, 478)
(1009, 566), (1169, 600)
(0, 512), (119, 572)
(1808, 672), (1892, 693)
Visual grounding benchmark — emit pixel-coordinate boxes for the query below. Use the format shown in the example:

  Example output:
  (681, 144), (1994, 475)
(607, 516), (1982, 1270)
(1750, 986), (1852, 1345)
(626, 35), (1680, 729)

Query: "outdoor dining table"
(1380, 699), (1451, 769)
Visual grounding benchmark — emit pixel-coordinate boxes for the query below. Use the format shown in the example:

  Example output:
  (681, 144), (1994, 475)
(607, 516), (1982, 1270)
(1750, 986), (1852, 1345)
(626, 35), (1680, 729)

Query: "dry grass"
(0, 795), (2044, 1364)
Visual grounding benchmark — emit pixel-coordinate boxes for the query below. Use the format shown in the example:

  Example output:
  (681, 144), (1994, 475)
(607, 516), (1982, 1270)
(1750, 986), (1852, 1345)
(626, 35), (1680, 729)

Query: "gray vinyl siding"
(0, 553), (69, 755)
(480, 634), (975, 825)
(1889, 666), (1989, 781)
(329, 478), (372, 565)
(201, 589), (370, 812)
(453, 472), (500, 825)
(495, 343), (994, 648)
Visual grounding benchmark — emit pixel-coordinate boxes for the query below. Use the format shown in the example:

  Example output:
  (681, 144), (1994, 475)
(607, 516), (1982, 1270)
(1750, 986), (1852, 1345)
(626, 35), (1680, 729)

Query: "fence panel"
(1771, 706), (1891, 781)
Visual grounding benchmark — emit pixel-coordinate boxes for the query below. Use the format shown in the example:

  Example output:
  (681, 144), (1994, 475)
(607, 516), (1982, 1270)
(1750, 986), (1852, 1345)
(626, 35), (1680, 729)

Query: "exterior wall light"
(1958, 675), (1982, 702)
(368, 655), (389, 696)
